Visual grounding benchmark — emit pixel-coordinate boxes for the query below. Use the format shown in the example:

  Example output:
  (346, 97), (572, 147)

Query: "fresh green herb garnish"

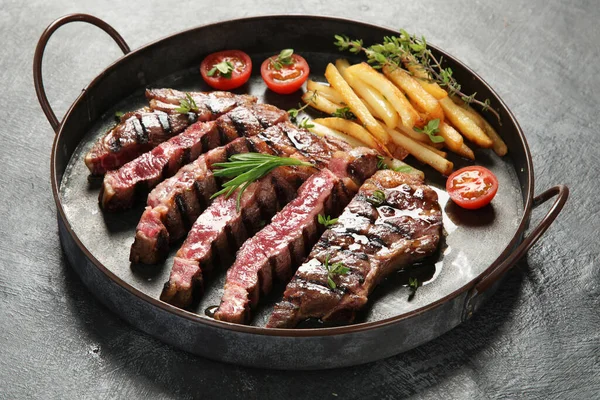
(175, 92), (199, 113)
(413, 118), (444, 143)
(366, 189), (386, 206)
(207, 60), (235, 78)
(114, 111), (124, 121)
(334, 31), (500, 123)
(288, 91), (318, 122)
(269, 48), (295, 70)
(322, 254), (349, 290)
(393, 165), (414, 173)
(318, 214), (338, 228)
(377, 155), (388, 170)
(332, 106), (356, 120)
(211, 153), (312, 211)
(298, 117), (314, 129)
(408, 277), (420, 300)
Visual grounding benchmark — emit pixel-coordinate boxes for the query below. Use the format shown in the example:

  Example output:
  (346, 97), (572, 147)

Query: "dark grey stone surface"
(0, 0), (598, 398)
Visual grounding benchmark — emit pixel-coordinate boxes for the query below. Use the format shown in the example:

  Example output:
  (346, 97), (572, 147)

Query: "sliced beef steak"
(266, 170), (442, 328)
(213, 148), (379, 324)
(100, 121), (219, 211)
(84, 90), (256, 175)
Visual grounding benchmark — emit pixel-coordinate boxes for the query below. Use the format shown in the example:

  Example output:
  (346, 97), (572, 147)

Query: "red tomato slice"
(446, 166), (499, 209)
(261, 53), (310, 94)
(200, 50), (252, 91)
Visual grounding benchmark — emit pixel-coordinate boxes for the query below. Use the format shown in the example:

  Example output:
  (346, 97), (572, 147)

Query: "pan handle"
(474, 185), (569, 294)
(33, 13), (131, 133)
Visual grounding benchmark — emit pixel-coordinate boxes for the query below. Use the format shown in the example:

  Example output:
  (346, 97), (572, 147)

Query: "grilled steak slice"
(100, 121), (219, 211)
(84, 90), (256, 176)
(213, 148), (379, 324)
(130, 123), (327, 265)
(145, 88), (256, 117)
(160, 167), (306, 308)
(130, 138), (251, 264)
(266, 170), (443, 328)
(99, 104), (288, 211)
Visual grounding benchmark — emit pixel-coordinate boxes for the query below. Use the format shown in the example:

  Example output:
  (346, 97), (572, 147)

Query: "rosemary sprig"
(321, 254), (349, 290)
(318, 214), (338, 228)
(413, 118), (444, 143)
(366, 189), (386, 206)
(332, 106), (356, 120)
(207, 60), (234, 78)
(269, 48), (295, 70)
(288, 91), (318, 121)
(334, 32), (501, 123)
(211, 153), (312, 211)
(175, 92), (199, 113)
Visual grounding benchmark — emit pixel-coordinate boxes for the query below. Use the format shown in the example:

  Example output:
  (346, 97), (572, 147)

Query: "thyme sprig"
(334, 32), (501, 123)
(175, 92), (199, 113)
(211, 153), (312, 211)
(366, 189), (386, 206)
(322, 254), (349, 290)
(298, 118), (314, 129)
(332, 106), (356, 120)
(207, 60), (234, 78)
(413, 118), (444, 143)
(408, 277), (420, 301)
(269, 49), (295, 70)
(288, 91), (318, 121)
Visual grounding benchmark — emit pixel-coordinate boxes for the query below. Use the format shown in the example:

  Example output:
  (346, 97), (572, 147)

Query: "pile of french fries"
(303, 59), (507, 176)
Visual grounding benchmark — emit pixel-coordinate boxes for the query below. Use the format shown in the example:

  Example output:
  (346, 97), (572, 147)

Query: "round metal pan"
(34, 14), (568, 369)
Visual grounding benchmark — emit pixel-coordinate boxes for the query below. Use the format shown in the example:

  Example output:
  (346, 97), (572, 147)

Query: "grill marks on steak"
(213, 148), (379, 324)
(99, 121), (219, 211)
(266, 170), (442, 328)
(98, 104), (287, 212)
(160, 167), (305, 308)
(84, 89), (257, 175)
(159, 130), (353, 309)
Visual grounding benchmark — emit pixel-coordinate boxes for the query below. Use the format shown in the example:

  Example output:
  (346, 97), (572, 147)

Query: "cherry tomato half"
(446, 166), (499, 210)
(200, 50), (252, 91)
(261, 53), (310, 94)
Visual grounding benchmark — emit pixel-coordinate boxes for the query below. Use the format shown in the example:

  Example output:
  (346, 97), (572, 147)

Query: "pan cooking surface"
(59, 52), (523, 328)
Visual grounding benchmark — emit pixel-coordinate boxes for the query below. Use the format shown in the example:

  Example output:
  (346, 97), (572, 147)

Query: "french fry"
(314, 117), (388, 155)
(324, 64), (392, 151)
(405, 62), (448, 100)
(382, 64), (444, 121)
(451, 98), (508, 156)
(439, 97), (493, 148)
(336, 60), (399, 128)
(346, 63), (421, 129)
(301, 90), (341, 115)
(386, 128), (454, 175)
(308, 122), (368, 148)
(395, 123), (431, 143)
(455, 142), (476, 160)
(381, 124), (447, 158)
(306, 80), (344, 104)
(437, 122), (464, 153)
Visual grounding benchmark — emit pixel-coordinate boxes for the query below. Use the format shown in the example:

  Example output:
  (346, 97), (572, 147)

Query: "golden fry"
(386, 127), (454, 175)
(346, 63), (421, 128)
(405, 62), (448, 99)
(439, 97), (493, 148)
(451, 98), (508, 156)
(308, 122), (368, 148)
(383, 64), (444, 121)
(336, 60), (399, 128)
(314, 117), (388, 155)
(381, 124), (447, 158)
(324, 63), (391, 146)
(306, 80), (344, 104)
(437, 122), (464, 153)
(302, 91), (341, 115)
(455, 142), (476, 160)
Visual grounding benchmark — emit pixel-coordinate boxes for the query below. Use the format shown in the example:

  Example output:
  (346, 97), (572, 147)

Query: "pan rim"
(50, 14), (534, 338)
